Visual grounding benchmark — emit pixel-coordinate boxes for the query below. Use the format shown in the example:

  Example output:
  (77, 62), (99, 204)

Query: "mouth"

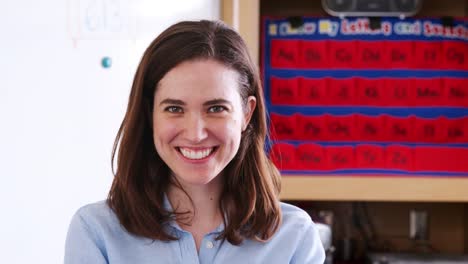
(177, 146), (218, 160)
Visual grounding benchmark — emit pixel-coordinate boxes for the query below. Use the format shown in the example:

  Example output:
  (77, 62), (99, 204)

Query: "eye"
(207, 105), (227, 113)
(164, 106), (183, 113)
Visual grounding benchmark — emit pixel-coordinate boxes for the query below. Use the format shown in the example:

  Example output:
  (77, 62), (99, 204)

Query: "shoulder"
(273, 202), (317, 242)
(73, 200), (117, 225)
(277, 202), (326, 263)
(68, 200), (123, 239)
(280, 202), (313, 229)
(65, 201), (121, 263)
(66, 201), (179, 263)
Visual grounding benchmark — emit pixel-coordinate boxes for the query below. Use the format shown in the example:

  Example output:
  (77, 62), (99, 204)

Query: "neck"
(167, 175), (223, 227)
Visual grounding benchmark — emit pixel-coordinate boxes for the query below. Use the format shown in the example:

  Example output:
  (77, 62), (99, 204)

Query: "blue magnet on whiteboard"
(101, 57), (112, 68)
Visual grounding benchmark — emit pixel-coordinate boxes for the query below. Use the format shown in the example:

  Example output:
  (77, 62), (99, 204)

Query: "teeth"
(179, 147), (214, 160)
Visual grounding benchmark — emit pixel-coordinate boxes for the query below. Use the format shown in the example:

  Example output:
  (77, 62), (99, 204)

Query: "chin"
(172, 170), (219, 186)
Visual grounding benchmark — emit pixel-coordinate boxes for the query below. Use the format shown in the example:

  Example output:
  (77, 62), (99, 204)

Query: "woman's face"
(152, 59), (256, 187)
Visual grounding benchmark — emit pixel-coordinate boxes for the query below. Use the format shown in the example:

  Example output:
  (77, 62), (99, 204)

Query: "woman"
(65, 20), (325, 263)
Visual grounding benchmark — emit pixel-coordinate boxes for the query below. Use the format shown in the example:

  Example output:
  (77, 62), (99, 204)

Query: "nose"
(183, 113), (208, 143)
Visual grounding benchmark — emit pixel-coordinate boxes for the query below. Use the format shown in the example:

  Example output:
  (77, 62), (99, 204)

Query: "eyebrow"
(159, 99), (186, 106)
(202, 99), (233, 108)
(159, 98), (233, 107)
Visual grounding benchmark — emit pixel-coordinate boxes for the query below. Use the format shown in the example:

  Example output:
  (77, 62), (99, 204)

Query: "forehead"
(155, 59), (241, 102)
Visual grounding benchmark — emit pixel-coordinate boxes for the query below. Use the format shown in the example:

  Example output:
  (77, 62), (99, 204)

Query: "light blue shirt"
(64, 197), (325, 264)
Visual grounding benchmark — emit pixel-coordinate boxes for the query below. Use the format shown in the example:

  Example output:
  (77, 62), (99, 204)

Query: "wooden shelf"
(280, 175), (468, 202)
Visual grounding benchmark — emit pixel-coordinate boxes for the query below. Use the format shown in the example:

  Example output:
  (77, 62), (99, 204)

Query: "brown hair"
(108, 20), (281, 245)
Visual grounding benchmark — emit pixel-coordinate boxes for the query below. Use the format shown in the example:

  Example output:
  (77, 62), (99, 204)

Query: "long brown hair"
(108, 20), (281, 245)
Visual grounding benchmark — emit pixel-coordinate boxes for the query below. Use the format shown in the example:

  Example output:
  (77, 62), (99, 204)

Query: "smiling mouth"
(177, 147), (217, 160)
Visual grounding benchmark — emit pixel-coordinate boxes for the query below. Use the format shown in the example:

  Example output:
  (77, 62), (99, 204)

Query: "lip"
(176, 146), (218, 163)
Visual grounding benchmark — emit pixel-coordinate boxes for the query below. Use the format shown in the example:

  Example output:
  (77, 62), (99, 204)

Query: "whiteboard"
(0, 0), (219, 263)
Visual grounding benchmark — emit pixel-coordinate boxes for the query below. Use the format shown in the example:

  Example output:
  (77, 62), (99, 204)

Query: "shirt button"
(206, 241), (214, 249)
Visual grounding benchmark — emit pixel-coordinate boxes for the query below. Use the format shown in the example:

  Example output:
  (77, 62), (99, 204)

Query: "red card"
(384, 41), (413, 69)
(297, 114), (327, 141)
(356, 41), (385, 69)
(328, 40), (357, 68)
(297, 144), (327, 170)
(356, 78), (386, 106)
(414, 146), (468, 173)
(327, 77), (357, 106)
(413, 116), (446, 143)
(442, 41), (468, 70)
(412, 78), (443, 106)
(356, 144), (386, 169)
(269, 113), (298, 140)
(270, 39), (300, 69)
(326, 146), (356, 170)
(270, 77), (299, 105)
(413, 41), (442, 69)
(356, 114), (386, 142)
(384, 78), (411, 106)
(326, 114), (357, 141)
(443, 78), (468, 107)
(385, 145), (414, 171)
(384, 115), (414, 142)
(269, 143), (297, 170)
(444, 117), (468, 143)
(299, 77), (327, 105)
(300, 40), (329, 68)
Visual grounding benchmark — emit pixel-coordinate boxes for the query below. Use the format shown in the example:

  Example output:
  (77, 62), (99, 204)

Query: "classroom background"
(1, 0), (467, 263)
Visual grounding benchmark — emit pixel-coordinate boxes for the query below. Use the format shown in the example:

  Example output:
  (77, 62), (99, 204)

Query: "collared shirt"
(64, 197), (325, 264)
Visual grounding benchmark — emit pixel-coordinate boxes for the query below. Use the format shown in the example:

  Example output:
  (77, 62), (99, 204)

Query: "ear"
(242, 96), (257, 131)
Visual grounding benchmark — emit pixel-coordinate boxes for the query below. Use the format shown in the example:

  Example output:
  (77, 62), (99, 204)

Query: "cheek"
(153, 118), (178, 147)
(214, 118), (243, 145)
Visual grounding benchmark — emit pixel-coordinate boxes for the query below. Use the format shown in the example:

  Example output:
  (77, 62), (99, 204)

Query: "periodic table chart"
(261, 16), (468, 177)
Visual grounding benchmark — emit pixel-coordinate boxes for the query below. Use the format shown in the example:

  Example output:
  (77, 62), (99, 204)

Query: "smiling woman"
(64, 20), (325, 264)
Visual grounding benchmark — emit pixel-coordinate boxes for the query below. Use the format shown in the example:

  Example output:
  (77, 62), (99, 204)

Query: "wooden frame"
(221, 0), (260, 64)
(281, 176), (468, 202)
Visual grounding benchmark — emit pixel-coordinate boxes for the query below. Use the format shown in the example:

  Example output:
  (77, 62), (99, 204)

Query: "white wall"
(0, 1), (219, 263)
